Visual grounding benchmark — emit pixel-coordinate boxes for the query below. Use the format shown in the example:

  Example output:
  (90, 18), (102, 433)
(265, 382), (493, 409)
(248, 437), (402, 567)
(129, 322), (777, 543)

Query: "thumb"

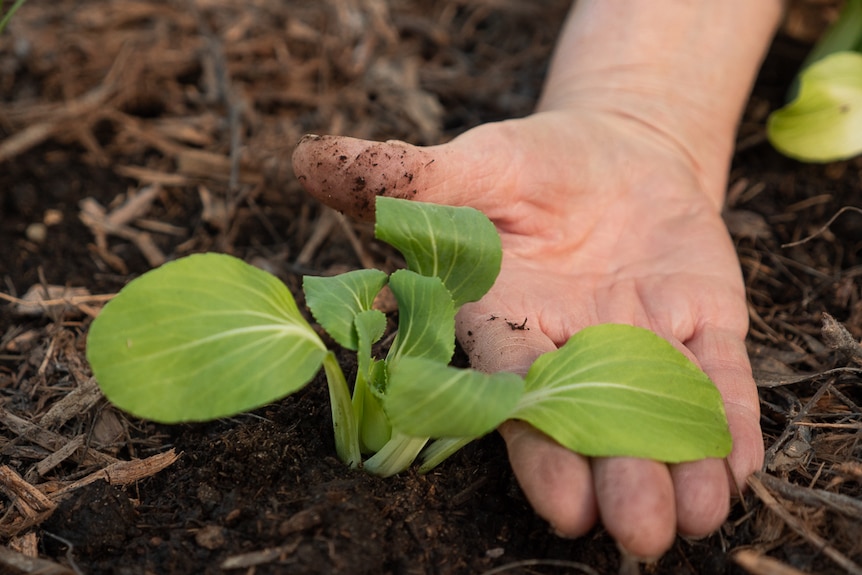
(291, 131), (514, 221)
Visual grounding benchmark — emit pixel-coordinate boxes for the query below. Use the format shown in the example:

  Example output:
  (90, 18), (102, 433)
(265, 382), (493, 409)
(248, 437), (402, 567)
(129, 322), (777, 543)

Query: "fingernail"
(298, 133), (321, 144)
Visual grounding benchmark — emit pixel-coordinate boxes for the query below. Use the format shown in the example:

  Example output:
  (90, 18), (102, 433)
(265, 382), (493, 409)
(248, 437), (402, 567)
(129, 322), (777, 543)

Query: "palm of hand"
(292, 109), (763, 559)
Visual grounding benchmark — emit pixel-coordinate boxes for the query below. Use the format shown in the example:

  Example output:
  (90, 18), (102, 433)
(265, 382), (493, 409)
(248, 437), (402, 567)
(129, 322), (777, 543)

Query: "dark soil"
(1, 2), (861, 574)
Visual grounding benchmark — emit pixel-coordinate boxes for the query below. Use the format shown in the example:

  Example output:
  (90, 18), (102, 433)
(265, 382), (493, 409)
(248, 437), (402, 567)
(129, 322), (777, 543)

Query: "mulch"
(1, 1), (861, 574)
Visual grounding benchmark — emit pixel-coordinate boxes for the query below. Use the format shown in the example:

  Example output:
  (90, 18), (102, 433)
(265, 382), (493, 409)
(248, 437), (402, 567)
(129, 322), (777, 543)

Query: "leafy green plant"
(87, 197), (731, 477)
(767, 0), (862, 162)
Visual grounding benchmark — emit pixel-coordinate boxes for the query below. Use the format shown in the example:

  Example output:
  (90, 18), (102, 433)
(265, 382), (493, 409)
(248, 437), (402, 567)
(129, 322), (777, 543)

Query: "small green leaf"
(87, 253), (327, 423)
(385, 356), (525, 438)
(375, 197), (501, 308)
(386, 269), (455, 365)
(323, 351), (361, 467)
(513, 324), (731, 462)
(355, 377), (392, 453)
(767, 51), (862, 162)
(304, 269), (388, 350)
(354, 309), (387, 379)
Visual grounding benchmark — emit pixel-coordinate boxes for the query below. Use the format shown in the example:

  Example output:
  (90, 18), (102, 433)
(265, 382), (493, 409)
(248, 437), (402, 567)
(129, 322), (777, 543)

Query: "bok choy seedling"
(87, 197), (731, 477)
(767, 0), (862, 162)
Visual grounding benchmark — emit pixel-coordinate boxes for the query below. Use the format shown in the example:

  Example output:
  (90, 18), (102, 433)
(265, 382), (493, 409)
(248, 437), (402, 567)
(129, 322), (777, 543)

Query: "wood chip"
(50, 449), (180, 498)
(0, 466), (57, 537)
(10, 285), (92, 318)
(0, 465), (56, 517)
(32, 435), (86, 480)
(0, 408), (118, 467)
(733, 548), (809, 575)
(0, 545), (76, 575)
(748, 473), (862, 575)
(221, 540), (301, 570)
(38, 377), (104, 429)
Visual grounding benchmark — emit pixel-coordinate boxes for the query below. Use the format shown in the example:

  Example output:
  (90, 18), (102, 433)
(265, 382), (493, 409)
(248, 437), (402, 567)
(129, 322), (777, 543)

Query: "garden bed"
(1, 1), (861, 573)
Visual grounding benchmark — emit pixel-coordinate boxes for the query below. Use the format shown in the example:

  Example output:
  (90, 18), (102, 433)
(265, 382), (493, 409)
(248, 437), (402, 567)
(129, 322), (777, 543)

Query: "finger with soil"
(292, 134), (440, 220)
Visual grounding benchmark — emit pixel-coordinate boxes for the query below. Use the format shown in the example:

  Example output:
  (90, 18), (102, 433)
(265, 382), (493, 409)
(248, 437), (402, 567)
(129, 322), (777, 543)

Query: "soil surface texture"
(1, 1), (861, 574)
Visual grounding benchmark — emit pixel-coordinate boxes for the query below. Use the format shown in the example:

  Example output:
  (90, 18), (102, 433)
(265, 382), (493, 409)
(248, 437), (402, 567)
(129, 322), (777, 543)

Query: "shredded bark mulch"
(1, 1), (861, 574)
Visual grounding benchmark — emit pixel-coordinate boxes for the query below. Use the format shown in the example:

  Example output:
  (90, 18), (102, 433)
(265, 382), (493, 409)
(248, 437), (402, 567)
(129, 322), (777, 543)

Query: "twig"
(0, 43), (131, 162)
(733, 548), (809, 575)
(755, 367), (862, 388)
(748, 473), (862, 575)
(295, 208), (337, 266)
(821, 312), (862, 364)
(332, 209), (377, 270)
(756, 472), (862, 521)
(764, 380), (832, 467)
(0, 291), (115, 307)
(782, 206), (862, 248)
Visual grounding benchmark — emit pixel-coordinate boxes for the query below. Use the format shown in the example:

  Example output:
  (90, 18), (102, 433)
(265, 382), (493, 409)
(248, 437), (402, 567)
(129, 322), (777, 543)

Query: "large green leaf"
(767, 51), (862, 162)
(385, 356), (524, 438)
(513, 324), (731, 462)
(303, 269), (388, 350)
(87, 253), (327, 423)
(386, 269), (455, 365)
(375, 196), (501, 308)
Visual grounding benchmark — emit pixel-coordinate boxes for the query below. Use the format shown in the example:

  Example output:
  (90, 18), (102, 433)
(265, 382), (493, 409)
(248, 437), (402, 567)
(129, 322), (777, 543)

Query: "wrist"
(537, 0), (783, 206)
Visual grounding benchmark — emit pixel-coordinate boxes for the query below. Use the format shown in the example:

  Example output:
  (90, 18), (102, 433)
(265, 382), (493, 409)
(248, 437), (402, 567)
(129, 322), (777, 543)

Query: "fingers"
(684, 326), (764, 489)
(499, 421), (598, 538)
(291, 129), (516, 221)
(592, 457), (676, 560)
(665, 325), (763, 541)
(459, 302), (601, 537)
(670, 459), (730, 537)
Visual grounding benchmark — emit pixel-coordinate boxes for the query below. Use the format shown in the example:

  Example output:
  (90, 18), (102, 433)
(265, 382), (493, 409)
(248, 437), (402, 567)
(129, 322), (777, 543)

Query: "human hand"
(291, 107), (764, 559)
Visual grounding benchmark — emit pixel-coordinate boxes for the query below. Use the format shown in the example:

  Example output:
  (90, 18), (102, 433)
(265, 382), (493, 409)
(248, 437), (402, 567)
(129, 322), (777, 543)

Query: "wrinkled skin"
(292, 107), (764, 559)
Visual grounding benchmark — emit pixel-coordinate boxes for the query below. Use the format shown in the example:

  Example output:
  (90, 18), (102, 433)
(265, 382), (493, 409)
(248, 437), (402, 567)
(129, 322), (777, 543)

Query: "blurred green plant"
(0, 0), (27, 34)
(767, 0), (862, 162)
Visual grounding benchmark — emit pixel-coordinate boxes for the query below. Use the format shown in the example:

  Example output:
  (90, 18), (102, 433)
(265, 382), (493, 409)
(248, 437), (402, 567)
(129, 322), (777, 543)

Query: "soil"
(1, 2), (861, 574)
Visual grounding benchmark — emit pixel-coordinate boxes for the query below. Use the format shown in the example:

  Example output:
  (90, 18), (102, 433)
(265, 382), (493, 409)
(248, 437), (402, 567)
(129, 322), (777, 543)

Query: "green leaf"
(767, 51), (862, 162)
(354, 309), (387, 378)
(361, 431), (429, 477)
(375, 196), (501, 308)
(353, 311), (391, 453)
(513, 324), (731, 462)
(385, 356), (524, 438)
(304, 269), (389, 350)
(323, 351), (361, 467)
(386, 269), (455, 365)
(87, 253), (327, 423)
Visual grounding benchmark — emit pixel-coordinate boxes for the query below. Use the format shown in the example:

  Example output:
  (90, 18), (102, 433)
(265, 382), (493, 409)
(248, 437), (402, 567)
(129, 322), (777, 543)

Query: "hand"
(292, 107), (764, 559)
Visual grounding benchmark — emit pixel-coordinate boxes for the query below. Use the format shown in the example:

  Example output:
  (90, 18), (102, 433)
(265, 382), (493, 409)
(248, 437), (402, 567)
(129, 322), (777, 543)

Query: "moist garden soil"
(1, 1), (861, 574)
